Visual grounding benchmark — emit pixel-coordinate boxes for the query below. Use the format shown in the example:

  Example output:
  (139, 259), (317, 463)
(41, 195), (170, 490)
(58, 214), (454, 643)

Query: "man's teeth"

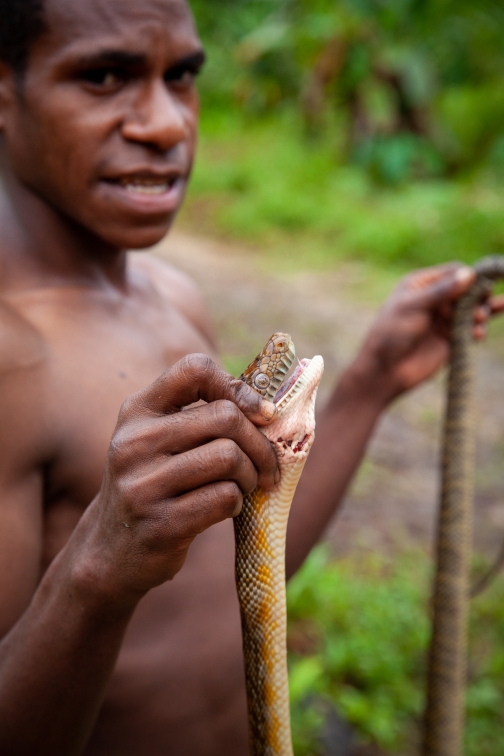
(119, 178), (175, 194)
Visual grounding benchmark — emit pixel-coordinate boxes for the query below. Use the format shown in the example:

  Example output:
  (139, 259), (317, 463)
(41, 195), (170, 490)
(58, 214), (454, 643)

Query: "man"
(0, 0), (499, 754)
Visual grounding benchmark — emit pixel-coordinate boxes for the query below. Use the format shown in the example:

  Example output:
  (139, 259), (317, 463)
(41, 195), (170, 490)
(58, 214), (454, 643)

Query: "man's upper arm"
(0, 307), (48, 636)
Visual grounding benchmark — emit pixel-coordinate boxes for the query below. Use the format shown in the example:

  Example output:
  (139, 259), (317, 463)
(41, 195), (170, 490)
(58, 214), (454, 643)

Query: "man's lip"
(102, 168), (186, 184)
(99, 174), (186, 213)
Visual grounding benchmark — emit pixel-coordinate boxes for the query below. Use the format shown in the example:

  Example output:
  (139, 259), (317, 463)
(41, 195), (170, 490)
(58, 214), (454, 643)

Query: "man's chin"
(124, 224), (174, 251)
(93, 218), (176, 251)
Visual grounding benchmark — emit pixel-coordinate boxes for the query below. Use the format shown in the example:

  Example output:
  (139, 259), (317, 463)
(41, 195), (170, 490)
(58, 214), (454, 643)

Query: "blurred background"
(156, 1), (504, 753)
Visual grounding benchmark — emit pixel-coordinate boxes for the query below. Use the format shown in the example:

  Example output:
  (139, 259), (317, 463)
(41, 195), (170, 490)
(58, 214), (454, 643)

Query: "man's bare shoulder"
(0, 297), (49, 487)
(131, 252), (217, 348)
(0, 296), (47, 378)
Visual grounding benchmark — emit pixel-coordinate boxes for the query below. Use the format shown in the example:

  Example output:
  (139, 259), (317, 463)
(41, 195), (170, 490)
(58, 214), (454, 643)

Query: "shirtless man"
(0, 0), (498, 754)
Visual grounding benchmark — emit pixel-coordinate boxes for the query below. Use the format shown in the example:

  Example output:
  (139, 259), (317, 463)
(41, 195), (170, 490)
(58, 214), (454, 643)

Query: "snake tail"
(235, 333), (324, 756)
(422, 257), (504, 756)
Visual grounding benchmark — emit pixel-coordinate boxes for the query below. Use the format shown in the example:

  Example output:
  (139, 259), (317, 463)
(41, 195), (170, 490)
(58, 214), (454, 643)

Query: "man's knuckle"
(216, 481), (242, 515)
(118, 388), (149, 422)
(183, 353), (215, 383)
(108, 432), (134, 472)
(234, 378), (259, 406)
(217, 438), (242, 472)
(114, 476), (141, 514)
(214, 399), (241, 433)
(109, 422), (154, 471)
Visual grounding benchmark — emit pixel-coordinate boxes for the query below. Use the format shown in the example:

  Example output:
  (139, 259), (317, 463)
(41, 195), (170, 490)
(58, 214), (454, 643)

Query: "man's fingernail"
(232, 499), (243, 517)
(455, 266), (474, 284)
(260, 399), (277, 421)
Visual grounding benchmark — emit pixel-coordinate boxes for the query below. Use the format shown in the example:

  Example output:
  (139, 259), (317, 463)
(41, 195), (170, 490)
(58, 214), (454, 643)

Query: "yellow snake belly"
(235, 334), (324, 756)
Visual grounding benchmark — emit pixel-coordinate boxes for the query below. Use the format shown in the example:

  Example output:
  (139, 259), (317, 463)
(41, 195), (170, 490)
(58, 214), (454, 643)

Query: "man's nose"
(121, 79), (191, 151)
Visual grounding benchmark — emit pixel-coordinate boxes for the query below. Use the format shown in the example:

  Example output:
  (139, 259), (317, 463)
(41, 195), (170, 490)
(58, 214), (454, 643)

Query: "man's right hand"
(71, 353), (279, 605)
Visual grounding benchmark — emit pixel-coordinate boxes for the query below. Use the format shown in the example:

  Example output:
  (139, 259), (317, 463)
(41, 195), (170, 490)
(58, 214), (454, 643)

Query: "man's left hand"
(353, 263), (504, 403)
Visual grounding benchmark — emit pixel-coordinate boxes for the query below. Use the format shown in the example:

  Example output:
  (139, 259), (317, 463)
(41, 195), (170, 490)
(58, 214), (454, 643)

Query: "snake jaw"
(261, 355), (324, 465)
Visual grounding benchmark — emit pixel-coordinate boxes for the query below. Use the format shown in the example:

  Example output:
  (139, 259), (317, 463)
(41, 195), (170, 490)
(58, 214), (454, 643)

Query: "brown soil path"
(154, 230), (504, 561)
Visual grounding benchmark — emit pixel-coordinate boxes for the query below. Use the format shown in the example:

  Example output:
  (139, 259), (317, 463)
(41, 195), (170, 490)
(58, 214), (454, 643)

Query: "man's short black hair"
(0, 0), (46, 73)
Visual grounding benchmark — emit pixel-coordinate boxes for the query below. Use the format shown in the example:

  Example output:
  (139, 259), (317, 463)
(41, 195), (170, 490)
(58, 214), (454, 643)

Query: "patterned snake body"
(235, 334), (324, 756)
(423, 256), (504, 756)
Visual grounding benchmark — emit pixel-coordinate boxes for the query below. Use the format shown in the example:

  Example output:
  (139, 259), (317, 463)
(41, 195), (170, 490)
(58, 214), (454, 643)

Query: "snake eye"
(254, 372), (271, 390)
(275, 340), (287, 351)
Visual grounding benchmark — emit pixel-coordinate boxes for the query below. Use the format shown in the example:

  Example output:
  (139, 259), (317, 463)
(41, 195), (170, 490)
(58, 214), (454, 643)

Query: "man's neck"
(0, 162), (128, 294)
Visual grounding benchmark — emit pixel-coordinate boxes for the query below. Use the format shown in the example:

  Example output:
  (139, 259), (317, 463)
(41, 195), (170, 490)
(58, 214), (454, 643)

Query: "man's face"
(0, 0), (203, 249)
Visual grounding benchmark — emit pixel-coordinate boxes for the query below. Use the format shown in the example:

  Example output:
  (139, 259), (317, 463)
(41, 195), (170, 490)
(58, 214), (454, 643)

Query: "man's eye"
(81, 69), (122, 87)
(174, 70), (195, 87)
(165, 67), (199, 89)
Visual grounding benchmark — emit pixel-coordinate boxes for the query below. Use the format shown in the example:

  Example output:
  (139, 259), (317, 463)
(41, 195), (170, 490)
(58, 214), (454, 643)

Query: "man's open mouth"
(113, 176), (179, 195)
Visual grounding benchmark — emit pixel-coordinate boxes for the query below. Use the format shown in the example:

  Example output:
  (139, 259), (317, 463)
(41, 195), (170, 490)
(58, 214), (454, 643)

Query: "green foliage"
(183, 108), (504, 271)
(287, 548), (429, 753)
(190, 0), (504, 181)
(286, 548), (504, 755)
(183, 1), (504, 270)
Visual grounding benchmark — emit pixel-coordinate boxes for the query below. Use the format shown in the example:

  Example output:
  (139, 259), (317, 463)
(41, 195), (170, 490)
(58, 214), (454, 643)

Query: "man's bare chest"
(35, 297), (214, 565)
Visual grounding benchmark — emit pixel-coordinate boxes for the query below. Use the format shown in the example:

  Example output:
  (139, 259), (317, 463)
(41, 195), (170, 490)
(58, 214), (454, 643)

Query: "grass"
(287, 547), (504, 756)
(181, 107), (504, 280)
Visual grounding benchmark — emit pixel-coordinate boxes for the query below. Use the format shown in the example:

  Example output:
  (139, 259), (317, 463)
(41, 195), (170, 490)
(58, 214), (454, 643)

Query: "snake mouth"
(273, 358), (311, 404)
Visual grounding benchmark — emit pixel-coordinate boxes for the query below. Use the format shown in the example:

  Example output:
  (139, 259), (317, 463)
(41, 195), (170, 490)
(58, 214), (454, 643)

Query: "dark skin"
(0, 1), (502, 754)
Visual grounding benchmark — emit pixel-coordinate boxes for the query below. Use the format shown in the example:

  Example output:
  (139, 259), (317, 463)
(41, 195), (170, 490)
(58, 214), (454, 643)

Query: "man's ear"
(0, 61), (16, 131)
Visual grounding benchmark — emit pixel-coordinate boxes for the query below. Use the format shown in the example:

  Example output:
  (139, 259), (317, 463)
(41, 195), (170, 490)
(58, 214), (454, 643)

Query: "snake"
(422, 256), (504, 756)
(235, 333), (324, 756)
(234, 259), (504, 756)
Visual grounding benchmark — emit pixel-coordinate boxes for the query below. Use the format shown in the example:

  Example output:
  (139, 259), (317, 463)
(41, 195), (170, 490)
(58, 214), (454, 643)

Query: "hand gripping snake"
(235, 333), (324, 756)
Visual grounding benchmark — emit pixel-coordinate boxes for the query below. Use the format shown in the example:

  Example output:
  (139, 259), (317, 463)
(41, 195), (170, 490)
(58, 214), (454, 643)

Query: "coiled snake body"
(235, 334), (324, 756)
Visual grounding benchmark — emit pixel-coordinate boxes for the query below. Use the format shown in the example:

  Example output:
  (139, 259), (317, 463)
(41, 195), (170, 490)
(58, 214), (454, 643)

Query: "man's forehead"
(41, 0), (196, 51)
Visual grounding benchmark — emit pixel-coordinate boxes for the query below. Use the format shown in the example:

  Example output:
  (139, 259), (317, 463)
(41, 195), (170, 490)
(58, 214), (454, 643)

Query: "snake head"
(261, 355), (324, 464)
(239, 333), (296, 401)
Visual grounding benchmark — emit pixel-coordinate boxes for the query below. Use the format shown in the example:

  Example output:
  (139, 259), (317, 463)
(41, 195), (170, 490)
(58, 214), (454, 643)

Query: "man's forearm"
(286, 357), (391, 578)
(286, 261), (490, 577)
(0, 530), (135, 756)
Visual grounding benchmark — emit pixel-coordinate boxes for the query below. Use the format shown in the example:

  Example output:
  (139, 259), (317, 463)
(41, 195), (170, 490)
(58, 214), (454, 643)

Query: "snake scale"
(235, 333), (324, 756)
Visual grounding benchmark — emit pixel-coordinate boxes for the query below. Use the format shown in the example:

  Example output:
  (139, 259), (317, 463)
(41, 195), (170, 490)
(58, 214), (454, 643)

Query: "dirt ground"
(154, 229), (504, 562)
